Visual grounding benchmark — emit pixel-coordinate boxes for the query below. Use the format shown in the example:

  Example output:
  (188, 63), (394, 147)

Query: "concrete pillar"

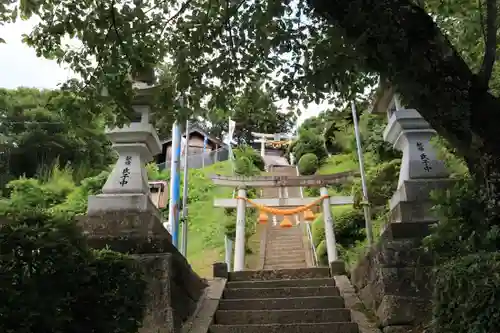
(234, 187), (247, 271)
(320, 186), (338, 262)
(261, 138), (265, 156)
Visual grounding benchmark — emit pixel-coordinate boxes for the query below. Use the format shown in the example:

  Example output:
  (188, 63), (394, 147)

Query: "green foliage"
(317, 153), (358, 175)
(0, 0), (376, 123)
(0, 88), (113, 186)
(432, 252), (500, 333)
(357, 113), (401, 163)
(53, 170), (110, 216)
(298, 153), (319, 175)
(233, 145), (265, 176)
(425, 0), (500, 95)
(423, 178), (500, 262)
(311, 206), (366, 264)
(0, 164), (110, 218)
(352, 159), (401, 209)
(292, 131), (328, 163)
(234, 145), (265, 171)
(0, 209), (146, 333)
(431, 136), (468, 177)
(234, 157), (255, 176)
(206, 85), (295, 143)
(222, 148), (259, 249)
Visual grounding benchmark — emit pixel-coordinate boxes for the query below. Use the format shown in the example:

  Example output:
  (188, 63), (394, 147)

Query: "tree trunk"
(308, 0), (500, 185)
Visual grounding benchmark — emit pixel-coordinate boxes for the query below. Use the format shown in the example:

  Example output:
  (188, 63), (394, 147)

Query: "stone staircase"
(209, 267), (359, 333)
(263, 226), (307, 269)
(261, 165), (309, 270)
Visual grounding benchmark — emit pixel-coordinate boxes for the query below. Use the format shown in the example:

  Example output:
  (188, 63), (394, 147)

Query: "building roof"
(161, 126), (224, 146)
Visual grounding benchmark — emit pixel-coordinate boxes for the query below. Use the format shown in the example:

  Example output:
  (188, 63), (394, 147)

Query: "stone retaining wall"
(351, 223), (434, 333)
(80, 211), (207, 333)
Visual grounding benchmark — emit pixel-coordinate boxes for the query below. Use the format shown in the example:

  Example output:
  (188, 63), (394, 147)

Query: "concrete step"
(263, 264), (307, 270)
(227, 278), (336, 289)
(267, 239), (303, 244)
(267, 232), (301, 236)
(264, 260), (306, 268)
(266, 253), (305, 260)
(215, 308), (352, 325)
(223, 286), (340, 299)
(228, 267), (330, 281)
(266, 241), (303, 246)
(265, 253), (305, 260)
(266, 245), (304, 251)
(264, 253), (305, 260)
(209, 322), (359, 333)
(218, 296), (344, 310)
(264, 259), (306, 267)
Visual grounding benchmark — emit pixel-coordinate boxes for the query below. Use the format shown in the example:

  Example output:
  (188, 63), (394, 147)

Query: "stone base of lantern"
(88, 193), (160, 218)
(388, 179), (454, 224)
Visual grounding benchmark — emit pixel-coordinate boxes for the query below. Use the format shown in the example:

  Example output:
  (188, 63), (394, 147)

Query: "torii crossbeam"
(210, 171), (358, 188)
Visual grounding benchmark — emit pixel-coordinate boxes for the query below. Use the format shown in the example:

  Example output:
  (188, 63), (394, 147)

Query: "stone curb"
(333, 275), (382, 333)
(182, 278), (227, 333)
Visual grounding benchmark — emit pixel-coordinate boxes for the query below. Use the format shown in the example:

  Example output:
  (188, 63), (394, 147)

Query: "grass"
(318, 153), (358, 175)
(181, 161), (233, 277)
(179, 161), (261, 278)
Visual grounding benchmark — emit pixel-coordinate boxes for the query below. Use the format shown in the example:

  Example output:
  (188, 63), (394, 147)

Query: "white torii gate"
(212, 171), (357, 271)
(251, 132), (296, 157)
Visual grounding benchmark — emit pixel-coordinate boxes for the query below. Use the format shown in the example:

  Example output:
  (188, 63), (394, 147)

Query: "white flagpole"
(351, 101), (373, 246)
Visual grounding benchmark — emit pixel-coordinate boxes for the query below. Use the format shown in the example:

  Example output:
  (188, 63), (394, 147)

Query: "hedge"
(432, 252), (500, 333)
(311, 206), (365, 264)
(298, 153), (319, 175)
(0, 209), (146, 333)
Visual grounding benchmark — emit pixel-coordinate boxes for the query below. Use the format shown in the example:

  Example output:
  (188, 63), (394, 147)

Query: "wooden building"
(156, 127), (224, 165)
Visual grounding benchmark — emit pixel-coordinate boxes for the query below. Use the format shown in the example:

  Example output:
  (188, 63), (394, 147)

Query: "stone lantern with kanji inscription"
(371, 84), (451, 224)
(87, 69), (162, 215)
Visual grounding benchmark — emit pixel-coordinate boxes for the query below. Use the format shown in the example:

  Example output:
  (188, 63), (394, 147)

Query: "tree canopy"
(0, 88), (114, 188)
(206, 83), (296, 143)
(1, 0), (499, 180)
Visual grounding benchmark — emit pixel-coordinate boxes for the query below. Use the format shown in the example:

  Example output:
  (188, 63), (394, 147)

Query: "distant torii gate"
(251, 132), (296, 157)
(212, 171), (358, 271)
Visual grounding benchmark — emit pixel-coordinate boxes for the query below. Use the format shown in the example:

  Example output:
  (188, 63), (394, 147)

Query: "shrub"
(298, 153), (319, 175)
(53, 170), (110, 216)
(234, 156), (255, 176)
(292, 130), (328, 162)
(356, 113), (401, 163)
(352, 159), (401, 209)
(316, 240), (328, 266)
(0, 209), (146, 333)
(234, 145), (265, 171)
(311, 206), (366, 264)
(432, 252), (500, 333)
(423, 177), (500, 262)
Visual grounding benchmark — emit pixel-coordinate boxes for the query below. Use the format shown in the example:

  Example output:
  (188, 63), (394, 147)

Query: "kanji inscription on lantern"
(125, 155), (132, 166)
(416, 142), (432, 172)
(120, 167), (131, 186)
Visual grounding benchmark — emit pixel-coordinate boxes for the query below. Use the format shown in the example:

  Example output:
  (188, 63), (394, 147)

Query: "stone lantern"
(87, 69), (162, 217)
(371, 85), (452, 224)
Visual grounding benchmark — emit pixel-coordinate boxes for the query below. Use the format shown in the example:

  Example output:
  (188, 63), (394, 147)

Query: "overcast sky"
(0, 19), (323, 125)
